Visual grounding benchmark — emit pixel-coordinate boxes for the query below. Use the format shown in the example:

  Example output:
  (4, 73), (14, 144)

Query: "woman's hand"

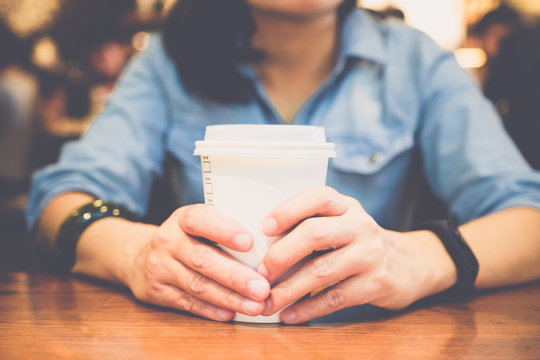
(127, 204), (271, 322)
(257, 186), (457, 324)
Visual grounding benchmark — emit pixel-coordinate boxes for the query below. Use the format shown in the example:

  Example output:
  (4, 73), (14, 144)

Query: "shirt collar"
(339, 9), (388, 66)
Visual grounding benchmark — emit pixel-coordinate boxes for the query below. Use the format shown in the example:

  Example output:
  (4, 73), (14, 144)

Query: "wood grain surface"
(1, 272), (539, 359)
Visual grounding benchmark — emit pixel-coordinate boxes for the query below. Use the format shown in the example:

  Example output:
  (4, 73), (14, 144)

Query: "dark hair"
(50, 0), (137, 62)
(367, 7), (405, 21)
(162, 0), (357, 103)
(470, 4), (521, 36)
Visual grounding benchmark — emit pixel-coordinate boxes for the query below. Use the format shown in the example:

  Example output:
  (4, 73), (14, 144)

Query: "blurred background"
(1, 0), (539, 271)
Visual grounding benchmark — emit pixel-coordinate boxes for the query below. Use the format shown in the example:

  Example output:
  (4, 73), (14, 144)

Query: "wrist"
(419, 221), (479, 298)
(55, 200), (137, 273)
(389, 230), (458, 302)
(413, 230), (458, 297)
(120, 222), (157, 287)
(72, 218), (156, 286)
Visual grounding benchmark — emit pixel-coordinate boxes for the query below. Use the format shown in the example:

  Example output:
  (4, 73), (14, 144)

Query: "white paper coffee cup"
(193, 124), (335, 323)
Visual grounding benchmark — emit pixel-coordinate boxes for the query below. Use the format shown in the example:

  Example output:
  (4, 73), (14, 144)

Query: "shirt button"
(369, 152), (382, 164)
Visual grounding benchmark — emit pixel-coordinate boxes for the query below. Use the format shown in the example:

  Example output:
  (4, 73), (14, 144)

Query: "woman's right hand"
(127, 204), (270, 321)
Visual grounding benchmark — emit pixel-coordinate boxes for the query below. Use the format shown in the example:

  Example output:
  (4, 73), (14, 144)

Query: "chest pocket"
(329, 129), (414, 174)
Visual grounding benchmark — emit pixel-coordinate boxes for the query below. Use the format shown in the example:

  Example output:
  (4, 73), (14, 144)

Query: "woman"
(28, 0), (540, 323)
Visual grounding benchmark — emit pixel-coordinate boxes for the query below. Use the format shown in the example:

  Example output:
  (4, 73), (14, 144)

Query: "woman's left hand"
(256, 186), (457, 324)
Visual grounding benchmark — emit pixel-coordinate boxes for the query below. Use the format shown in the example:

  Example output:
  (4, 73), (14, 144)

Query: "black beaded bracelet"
(53, 200), (137, 272)
(420, 220), (479, 299)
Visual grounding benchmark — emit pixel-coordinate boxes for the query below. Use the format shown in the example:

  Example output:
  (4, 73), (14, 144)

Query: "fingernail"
(261, 217), (278, 235)
(281, 309), (296, 323)
(242, 299), (262, 315)
(233, 233), (252, 251)
(257, 263), (269, 279)
(248, 279), (269, 300)
(216, 308), (232, 321)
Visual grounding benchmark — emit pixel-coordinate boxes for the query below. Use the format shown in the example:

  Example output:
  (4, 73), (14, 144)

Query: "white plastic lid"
(193, 125), (336, 158)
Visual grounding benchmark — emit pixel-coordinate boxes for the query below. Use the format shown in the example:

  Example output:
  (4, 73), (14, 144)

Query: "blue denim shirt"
(27, 9), (540, 230)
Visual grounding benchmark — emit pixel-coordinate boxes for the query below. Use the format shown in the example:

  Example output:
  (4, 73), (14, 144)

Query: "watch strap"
(53, 200), (137, 272)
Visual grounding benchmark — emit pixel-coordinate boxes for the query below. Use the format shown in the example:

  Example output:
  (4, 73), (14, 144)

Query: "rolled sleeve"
(26, 36), (171, 229)
(417, 34), (540, 223)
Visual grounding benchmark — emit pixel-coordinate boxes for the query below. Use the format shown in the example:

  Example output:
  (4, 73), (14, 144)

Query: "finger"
(262, 246), (358, 315)
(178, 238), (270, 302)
(165, 258), (266, 316)
(280, 259), (398, 324)
(175, 204), (254, 252)
(261, 186), (350, 237)
(143, 282), (235, 322)
(153, 213), (270, 302)
(279, 277), (371, 324)
(259, 216), (354, 282)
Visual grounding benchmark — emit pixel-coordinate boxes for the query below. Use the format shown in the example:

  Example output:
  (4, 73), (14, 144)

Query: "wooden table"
(1, 272), (539, 359)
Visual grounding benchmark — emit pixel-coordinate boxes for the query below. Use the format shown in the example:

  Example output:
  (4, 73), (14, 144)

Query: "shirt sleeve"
(415, 32), (540, 224)
(26, 36), (171, 229)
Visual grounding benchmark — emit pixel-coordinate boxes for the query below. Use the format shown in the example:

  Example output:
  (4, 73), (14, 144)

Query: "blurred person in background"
(467, 4), (521, 88)
(482, 20), (540, 170)
(28, 0), (540, 324)
(0, 0), (160, 270)
(469, 4), (522, 73)
(1, 0), (142, 195)
(470, 5), (540, 169)
(0, 18), (39, 270)
(33, 0), (159, 170)
(0, 18), (37, 209)
(49, 0), (138, 90)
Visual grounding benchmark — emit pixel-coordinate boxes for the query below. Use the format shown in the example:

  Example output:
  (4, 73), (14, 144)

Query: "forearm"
(386, 207), (540, 308)
(408, 207), (540, 295)
(459, 207), (540, 288)
(35, 192), (95, 258)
